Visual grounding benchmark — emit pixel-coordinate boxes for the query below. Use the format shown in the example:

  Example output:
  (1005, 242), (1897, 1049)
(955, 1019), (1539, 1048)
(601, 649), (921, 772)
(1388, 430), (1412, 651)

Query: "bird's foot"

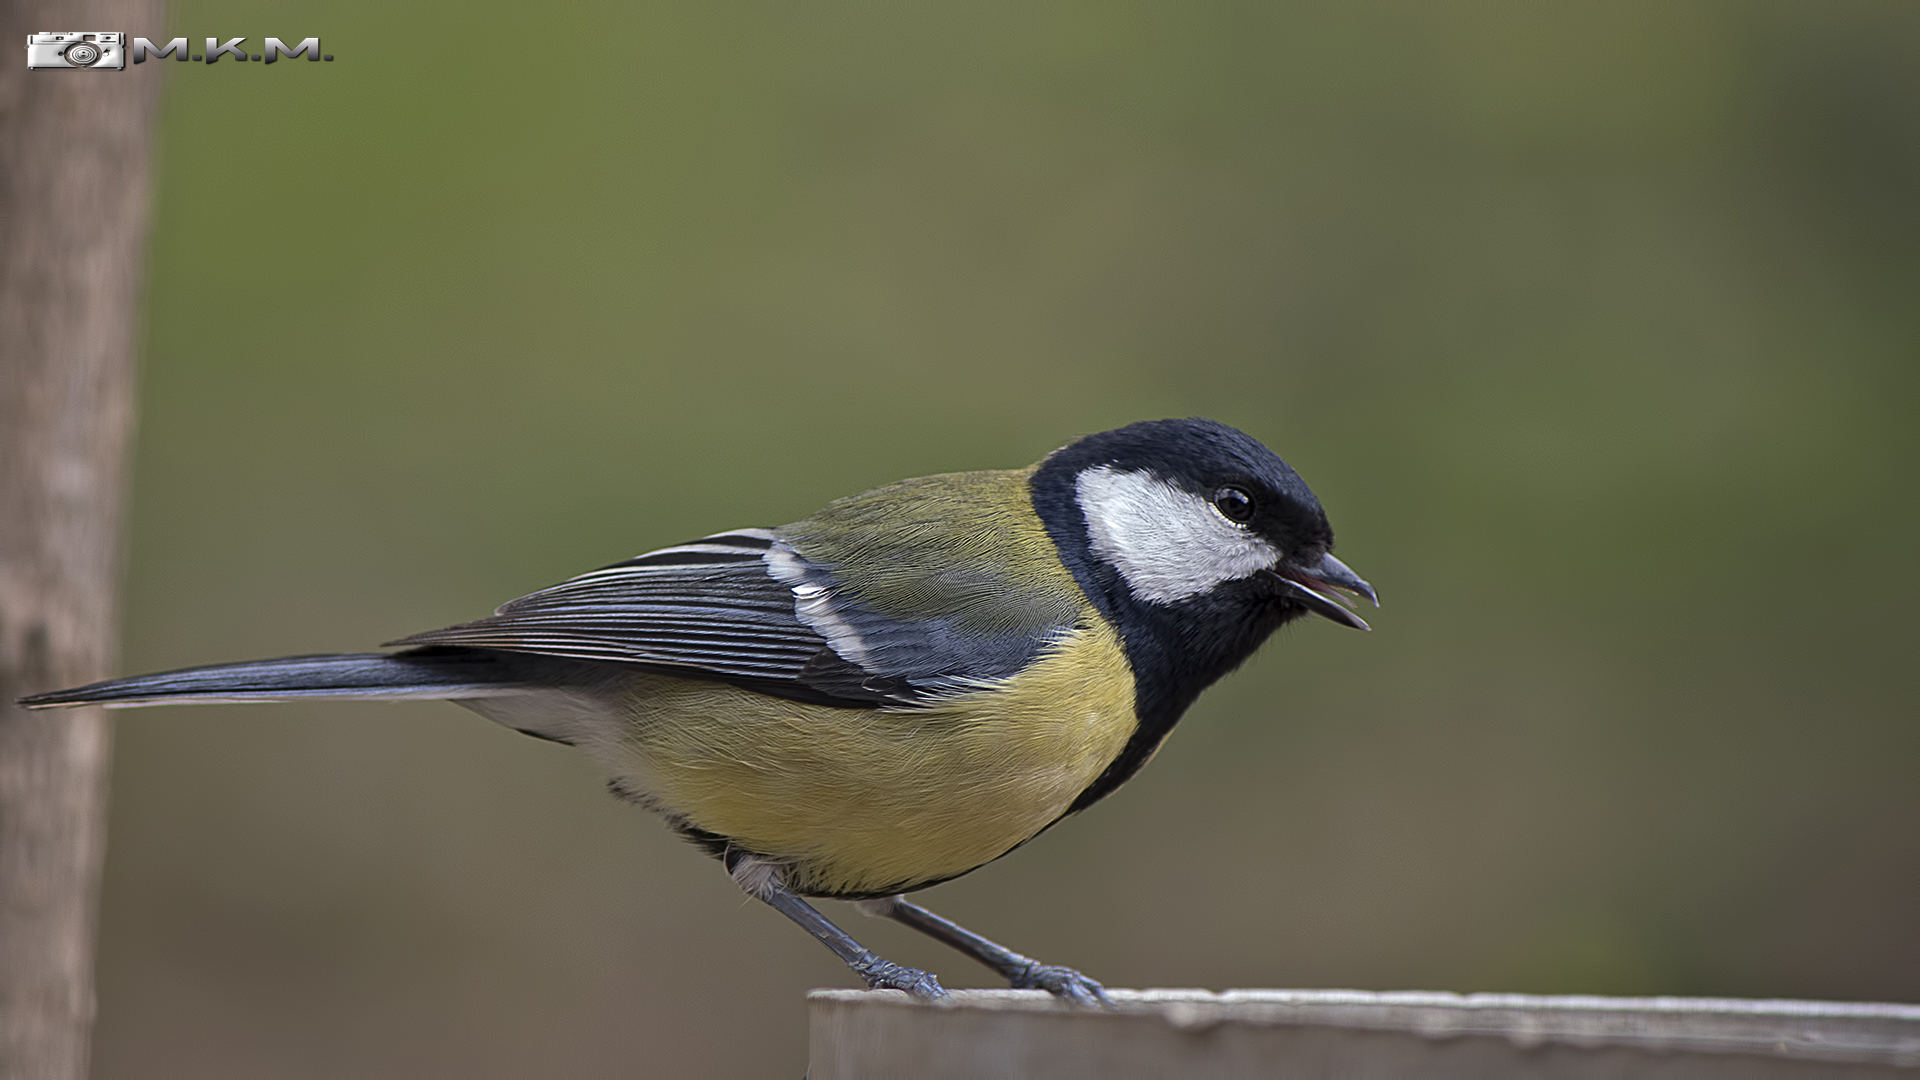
(853, 957), (950, 1003)
(1009, 961), (1113, 1007)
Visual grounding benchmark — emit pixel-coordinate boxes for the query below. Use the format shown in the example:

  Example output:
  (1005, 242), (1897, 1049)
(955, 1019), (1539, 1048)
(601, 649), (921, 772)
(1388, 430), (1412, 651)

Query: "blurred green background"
(96, 1), (1917, 1076)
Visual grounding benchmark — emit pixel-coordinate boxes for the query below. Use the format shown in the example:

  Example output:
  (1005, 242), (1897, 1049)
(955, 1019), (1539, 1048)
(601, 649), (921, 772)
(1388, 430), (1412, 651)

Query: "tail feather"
(17, 649), (534, 709)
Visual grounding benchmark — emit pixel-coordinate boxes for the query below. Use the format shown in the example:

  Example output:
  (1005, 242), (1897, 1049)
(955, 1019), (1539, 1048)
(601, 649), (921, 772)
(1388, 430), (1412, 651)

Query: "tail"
(16, 648), (538, 710)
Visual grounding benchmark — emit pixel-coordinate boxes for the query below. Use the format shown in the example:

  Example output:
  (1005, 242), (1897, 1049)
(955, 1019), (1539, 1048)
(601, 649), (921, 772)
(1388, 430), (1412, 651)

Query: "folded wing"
(396, 477), (1091, 711)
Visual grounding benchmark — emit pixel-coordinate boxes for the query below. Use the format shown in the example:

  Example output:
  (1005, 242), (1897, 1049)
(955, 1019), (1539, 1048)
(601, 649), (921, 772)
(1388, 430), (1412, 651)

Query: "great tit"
(22, 417), (1374, 1005)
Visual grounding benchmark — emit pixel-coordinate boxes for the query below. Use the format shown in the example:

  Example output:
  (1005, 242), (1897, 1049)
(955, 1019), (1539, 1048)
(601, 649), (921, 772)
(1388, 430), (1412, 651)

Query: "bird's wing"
(389, 529), (878, 703)
(389, 514), (1082, 708)
(396, 471), (1092, 707)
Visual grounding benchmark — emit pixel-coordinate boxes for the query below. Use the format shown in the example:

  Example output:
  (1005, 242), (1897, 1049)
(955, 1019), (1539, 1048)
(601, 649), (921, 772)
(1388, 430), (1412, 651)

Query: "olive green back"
(778, 467), (1087, 638)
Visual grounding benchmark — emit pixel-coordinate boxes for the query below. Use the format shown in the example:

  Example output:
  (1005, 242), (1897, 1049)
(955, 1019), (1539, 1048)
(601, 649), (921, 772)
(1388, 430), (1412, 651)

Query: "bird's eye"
(1213, 486), (1255, 524)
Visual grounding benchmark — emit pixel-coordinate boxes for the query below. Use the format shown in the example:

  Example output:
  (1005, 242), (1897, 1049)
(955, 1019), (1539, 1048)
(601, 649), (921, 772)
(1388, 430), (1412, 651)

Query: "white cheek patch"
(1075, 466), (1280, 604)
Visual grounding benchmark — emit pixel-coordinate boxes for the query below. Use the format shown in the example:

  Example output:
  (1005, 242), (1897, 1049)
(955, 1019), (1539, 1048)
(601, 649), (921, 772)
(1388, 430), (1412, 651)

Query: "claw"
(855, 958), (951, 1003)
(1010, 962), (1113, 1008)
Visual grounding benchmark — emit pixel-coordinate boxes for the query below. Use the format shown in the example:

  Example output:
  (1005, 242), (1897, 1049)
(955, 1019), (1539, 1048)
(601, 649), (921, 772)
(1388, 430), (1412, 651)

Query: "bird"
(20, 417), (1375, 1005)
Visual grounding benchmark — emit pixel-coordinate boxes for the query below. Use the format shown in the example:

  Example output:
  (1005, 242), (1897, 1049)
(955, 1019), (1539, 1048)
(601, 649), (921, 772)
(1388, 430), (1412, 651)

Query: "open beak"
(1266, 552), (1378, 631)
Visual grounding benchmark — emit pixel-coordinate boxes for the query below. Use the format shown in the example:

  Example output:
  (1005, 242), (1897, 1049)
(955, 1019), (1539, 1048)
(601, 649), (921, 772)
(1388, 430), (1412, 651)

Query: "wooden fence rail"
(810, 988), (1920, 1079)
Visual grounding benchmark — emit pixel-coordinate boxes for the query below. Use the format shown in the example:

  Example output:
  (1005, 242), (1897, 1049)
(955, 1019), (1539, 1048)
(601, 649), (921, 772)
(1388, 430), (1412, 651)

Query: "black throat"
(1029, 445), (1304, 816)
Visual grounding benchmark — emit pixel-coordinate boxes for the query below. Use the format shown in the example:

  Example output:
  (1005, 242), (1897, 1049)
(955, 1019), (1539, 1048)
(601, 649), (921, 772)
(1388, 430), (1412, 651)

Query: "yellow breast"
(606, 618), (1137, 897)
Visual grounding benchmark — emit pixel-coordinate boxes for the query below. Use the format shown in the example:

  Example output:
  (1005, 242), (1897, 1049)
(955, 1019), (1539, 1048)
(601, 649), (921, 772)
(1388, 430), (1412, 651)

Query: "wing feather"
(389, 530), (854, 691)
(392, 494), (1088, 709)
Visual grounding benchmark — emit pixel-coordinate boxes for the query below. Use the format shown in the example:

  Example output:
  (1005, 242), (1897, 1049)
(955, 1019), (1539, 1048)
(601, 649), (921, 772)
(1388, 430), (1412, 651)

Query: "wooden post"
(810, 989), (1920, 1079)
(0, 2), (164, 1076)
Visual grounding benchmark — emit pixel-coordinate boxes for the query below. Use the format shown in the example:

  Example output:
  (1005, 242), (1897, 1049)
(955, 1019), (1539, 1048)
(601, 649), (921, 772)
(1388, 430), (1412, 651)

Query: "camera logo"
(26, 32), (126, 70)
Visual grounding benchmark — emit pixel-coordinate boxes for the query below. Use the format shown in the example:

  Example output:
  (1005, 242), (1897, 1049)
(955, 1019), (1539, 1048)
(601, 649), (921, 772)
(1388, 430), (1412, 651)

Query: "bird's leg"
(855, 895), (1112, 1007)
(729, 856), (949, 1002)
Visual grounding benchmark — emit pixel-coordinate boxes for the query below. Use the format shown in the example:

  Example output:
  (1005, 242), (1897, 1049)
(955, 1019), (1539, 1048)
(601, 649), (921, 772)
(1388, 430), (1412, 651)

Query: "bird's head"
(1032, 418), (1375, 633)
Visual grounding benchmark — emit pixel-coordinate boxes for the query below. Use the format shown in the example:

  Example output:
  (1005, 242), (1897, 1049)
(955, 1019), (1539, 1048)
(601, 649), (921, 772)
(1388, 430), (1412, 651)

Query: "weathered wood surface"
(810, 988), (1920, 1079)
(0, 1), (165, 1076)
